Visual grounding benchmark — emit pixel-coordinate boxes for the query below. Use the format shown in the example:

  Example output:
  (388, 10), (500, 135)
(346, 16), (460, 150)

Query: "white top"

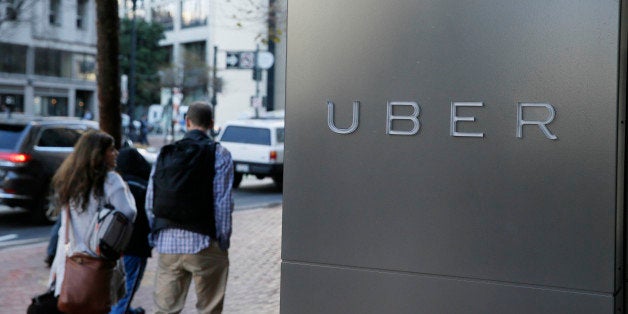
(48, 171), (137, 297)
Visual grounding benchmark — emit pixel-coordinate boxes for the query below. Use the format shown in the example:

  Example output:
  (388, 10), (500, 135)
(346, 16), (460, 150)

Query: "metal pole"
(129, 0), (137, 120)
(266, 0), (276, 111)
(211, 46), (218, 109)
(255, 44), (260, 118)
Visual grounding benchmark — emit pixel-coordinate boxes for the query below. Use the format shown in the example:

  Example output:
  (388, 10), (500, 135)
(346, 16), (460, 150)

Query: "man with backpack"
(146, 101), (234, 313)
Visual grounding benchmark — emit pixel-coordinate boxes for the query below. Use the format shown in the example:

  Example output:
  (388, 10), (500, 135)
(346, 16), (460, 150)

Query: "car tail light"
(269, 151), (277, 161)
(0, 152), (32, 164)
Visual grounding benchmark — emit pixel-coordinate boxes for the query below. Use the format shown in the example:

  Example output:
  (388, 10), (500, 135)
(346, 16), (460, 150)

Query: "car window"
(220, 126), (271, 145)
(37, 127), (84, 148)
(276, 127), (285, 143)
(0, 124), (26, 150)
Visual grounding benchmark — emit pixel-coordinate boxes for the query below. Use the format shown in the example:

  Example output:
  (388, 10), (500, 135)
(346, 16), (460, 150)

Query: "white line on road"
(0, 234), (18, 242)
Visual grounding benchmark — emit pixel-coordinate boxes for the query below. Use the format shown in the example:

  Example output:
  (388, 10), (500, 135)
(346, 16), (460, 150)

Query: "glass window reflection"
(152, 3), (175, 31)
(181, 0), (208, 28)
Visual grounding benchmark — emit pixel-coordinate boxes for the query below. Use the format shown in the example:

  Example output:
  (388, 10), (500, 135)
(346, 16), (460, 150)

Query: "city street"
(0, 176), (281, 251)
(0, 131), (284, 312)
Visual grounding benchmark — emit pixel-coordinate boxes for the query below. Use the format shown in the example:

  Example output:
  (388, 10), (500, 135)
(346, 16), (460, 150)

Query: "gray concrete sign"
(283, 1), (627, 313)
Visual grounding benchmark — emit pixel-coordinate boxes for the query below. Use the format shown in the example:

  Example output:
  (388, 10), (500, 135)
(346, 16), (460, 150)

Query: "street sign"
(239, 52), (255, 68)
(226, 51), (256, 69)
(226, 51), (274, 69)
(257, 52), (275, 69)
(250, 96), (263, 108)
(226, 54), (239, 68)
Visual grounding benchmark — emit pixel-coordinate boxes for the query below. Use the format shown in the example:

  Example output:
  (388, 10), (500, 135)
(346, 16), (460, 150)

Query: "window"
(121, 0), (146, 19)
(161, 45), (174, 64)
(0, 124), (26, 150)
(1, 94), (24, 114)
(35, 48), (72, 78)
(220, 126), (271, 145)
(152, 3), (175, 31)
(74, 53), (96, 81)
(34, 96), (69, 116)
(76, 0), (87, 29)
(5, 0), (17, 20)
(74, 90), (91, 118)
(49, 0), (60, 25)
(181, 0), (208, 28)
(183, 41), (206, 62)
(276, 128), (284, 143)
(0, 43), (27, 74)
(37, 128), (83, 148)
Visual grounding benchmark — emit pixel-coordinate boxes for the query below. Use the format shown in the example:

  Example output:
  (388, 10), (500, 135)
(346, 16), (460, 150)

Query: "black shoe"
(44, 255), (54, 268)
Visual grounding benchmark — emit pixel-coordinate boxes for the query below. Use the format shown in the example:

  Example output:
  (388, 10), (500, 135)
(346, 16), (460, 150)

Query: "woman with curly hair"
(48, 130), (137, 313)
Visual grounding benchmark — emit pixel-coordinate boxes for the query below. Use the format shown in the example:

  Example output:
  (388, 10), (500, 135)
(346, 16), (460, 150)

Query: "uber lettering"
(327, 100), (558, 140)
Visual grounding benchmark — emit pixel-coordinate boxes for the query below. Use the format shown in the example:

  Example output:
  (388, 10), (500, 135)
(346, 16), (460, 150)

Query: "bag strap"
(97, 196), (104, 213)
(127, 180), (147, 190)
(63, 205), (71, 253)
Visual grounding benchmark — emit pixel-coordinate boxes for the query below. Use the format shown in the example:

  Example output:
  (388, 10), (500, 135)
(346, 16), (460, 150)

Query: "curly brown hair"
(52, 130), (114, 213)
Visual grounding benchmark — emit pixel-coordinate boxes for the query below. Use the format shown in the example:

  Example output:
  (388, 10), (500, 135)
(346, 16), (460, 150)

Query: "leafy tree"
(119, 18), (168, 117)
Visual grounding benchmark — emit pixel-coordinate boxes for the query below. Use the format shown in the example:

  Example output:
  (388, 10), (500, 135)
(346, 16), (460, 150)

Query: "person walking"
(48, 130), (137, 313)
(138, 114), (149, 145)
(110, 147), (152, 314)
(146, 101), (234, 314)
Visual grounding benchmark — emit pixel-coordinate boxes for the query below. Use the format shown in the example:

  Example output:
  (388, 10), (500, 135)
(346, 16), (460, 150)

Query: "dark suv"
(0, 115), (98, 223)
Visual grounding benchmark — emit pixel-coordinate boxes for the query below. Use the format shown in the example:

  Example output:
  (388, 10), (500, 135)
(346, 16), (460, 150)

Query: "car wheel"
(233, 173), (243, 189)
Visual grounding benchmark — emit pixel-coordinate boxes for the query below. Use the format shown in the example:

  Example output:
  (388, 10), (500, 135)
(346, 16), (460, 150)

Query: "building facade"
(121, 0), (286, 127)
(0, 0), (285, 125)
(0, 0), (97, 118)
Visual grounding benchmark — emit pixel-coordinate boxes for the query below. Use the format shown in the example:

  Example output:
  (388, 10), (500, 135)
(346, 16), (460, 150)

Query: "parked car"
(217, 117), (284, 189)
(0, 115), (98, 223)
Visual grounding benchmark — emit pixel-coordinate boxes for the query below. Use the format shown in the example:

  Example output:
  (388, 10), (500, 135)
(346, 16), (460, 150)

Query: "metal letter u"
(327, 100), (360, 134)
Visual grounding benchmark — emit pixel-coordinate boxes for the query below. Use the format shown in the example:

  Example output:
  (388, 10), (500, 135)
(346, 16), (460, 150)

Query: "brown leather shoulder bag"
(57, 206), (115, 314)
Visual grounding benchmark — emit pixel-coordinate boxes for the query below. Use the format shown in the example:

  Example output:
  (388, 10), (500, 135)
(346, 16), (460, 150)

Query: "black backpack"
(152, 138), (216, 232)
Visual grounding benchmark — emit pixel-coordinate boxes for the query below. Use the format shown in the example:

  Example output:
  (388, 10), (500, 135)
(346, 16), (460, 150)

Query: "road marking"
(0, 234), (18, 242)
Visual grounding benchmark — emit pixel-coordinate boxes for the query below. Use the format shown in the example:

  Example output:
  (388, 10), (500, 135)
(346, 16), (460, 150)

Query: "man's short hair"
(186, 101), (213, 128)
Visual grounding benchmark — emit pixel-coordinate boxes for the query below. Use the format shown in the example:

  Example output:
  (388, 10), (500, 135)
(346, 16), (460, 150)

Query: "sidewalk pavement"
(0, 205), (282, 314)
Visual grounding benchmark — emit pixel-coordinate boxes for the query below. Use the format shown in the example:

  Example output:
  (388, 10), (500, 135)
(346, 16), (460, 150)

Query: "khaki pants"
(154, 242), (229, 314)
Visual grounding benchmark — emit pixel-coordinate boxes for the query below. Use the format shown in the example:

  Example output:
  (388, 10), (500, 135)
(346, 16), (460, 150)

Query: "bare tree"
(226, 0), (286, 44)
(95, 0), (122, 148)
(159, 51), (223, 100)
(0, 0), (29, 26)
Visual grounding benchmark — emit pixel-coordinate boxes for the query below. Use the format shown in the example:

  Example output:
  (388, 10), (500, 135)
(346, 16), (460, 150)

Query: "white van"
(217, 117), (284, 189)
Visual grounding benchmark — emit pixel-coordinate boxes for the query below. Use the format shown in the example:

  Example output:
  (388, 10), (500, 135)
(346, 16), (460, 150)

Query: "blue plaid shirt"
(145, 130), (234, 254)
